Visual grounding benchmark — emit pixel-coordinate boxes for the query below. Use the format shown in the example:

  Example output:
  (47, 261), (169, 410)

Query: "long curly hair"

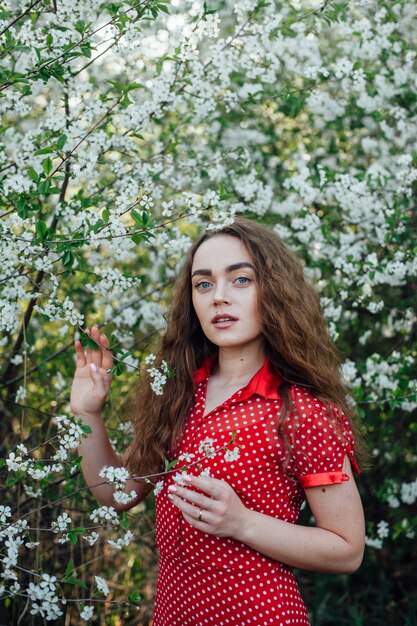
(125, 218), (366, 478)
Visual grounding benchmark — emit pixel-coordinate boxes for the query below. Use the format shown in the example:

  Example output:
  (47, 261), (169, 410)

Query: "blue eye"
(235, 276), (251, 285)
(196, 281), (211, 290)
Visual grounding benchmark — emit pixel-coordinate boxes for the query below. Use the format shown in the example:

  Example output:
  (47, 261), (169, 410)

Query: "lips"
(211, 314), (238, 324)
(211, 314), (238, 329)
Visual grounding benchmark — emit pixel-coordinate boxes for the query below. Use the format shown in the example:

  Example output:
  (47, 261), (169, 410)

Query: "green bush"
(0, 0), (416, 623)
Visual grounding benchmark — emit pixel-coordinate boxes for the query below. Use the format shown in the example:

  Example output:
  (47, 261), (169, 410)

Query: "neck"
(215, 341), (266, 386)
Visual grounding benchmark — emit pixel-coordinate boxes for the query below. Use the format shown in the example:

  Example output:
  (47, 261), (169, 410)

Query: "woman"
(71, 218), (365, 625)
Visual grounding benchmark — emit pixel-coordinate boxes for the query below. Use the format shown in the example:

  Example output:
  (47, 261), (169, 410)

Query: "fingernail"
(90, 363), (98, 372)
(183, 474), (192, 482)
(168, 486), (177, 493)
(167, 494), (174, 500)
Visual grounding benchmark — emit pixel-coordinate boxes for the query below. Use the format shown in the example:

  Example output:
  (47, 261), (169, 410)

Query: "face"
(191, 235), (264, 352)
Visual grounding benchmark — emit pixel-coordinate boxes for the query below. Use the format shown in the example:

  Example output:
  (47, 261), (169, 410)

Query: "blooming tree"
(0, 0), (416, 623)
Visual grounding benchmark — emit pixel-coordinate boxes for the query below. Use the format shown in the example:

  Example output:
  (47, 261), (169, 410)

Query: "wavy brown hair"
(125, 218), (366, 478)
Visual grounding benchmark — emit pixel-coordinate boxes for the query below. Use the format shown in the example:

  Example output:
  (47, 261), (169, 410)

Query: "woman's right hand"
(70, 324), (114, 417)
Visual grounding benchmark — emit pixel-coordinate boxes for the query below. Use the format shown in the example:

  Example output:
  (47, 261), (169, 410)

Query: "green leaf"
(91, 219), (104, 233)
(74, 20), (87, 34)
(34, 147), (54, 156)
(36, 220), (48, 240)
(218, 182), (234, 201)
(126, 83), (146, 91)
(62, 250), (74, 268)
(16, 198), (26, 211)
(56, 134), (68, 150)
(38, 179), (51, 195)
(42, 157), (53, 176)
(119, 512), (129, 529)
(109, 362), (124, 376)
(63, 575), (88, 588)
(46, 33), (53, 47)
(128, 591), (141, 602)
(27, 167), (39, 183)
(131, 209), (142, 224)
(72, 455), (83, 468)
(64, 560), (75, 577)
(164, 458), (179, 471)
(80, 46), (91, 58)
(68, 530), (79, 545)
(81, 424), (92, 435)
(79, 332), (100, 350)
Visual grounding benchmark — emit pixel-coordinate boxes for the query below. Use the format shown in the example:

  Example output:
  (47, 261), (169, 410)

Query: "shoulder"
(289, 385), (328, 415)
(284, 385), (360, 481)
(286, 384), (353, 444)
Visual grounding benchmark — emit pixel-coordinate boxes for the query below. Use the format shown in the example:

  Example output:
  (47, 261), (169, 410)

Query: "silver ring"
(198, 508), (203, 522)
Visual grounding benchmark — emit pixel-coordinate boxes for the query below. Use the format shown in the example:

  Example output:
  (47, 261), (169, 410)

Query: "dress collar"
(193, 353), (283, 400)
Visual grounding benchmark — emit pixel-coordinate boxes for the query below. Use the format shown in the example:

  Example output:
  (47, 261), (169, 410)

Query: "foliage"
(0, 0), (416, 623)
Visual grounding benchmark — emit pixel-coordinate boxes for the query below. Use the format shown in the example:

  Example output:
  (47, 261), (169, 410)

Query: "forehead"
(191, 235), (253, 271)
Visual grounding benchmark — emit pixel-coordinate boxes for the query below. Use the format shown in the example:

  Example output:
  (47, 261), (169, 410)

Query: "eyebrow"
(191, 262), (255, 278)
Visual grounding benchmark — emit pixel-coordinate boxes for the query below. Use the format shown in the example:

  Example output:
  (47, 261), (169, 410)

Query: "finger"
(74, 339), (86, 368)
(182, 510), (212, 530)
(90, 325), (102, 367)
(167, 485), (213, 510)
(89, 363), (107, 398)
(85, 328), (93, 365)
(168, 492), (206, 521)
(182, 474), (223, 498)
(100, 333), (114, 371)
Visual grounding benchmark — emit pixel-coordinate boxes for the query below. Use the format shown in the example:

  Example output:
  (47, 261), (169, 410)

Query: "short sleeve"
(285, 386), (360, 489)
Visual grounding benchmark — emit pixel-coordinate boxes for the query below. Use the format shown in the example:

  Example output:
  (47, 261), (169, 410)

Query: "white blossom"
(178, 452), (195, 463)
(173, 472), (187, 486)
(51, 513), (72, 533)
(94, 575), (109, 596)
(90, 506), (120, 526)
(198, 437), (216, 457)
(27, 574), (63, 621)
(80, 605), (94, 621)
(377, 520), (389, 539)
(99, 465), (130, 484)
(147, 365), (168, 396)
(0, 506), (12, 523)
(113, 490), (138, 504)
(365, 536), (383, 550)
(82, 532), (100, 546)
(401, 479), (417, 505)
(153, 480), (164, 496)
(224, 447), (240, 463)
(107, 530), (134, 550)
(15, 386), (27, 403)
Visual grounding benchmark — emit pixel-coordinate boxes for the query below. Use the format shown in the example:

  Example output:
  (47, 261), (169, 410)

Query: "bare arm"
(71, 325), (149, 511)
(167, 456), (365, 574)
(233, 456), (365, 572)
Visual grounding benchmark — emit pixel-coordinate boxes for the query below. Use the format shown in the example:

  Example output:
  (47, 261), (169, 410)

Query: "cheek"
(251, 297), (263, 328)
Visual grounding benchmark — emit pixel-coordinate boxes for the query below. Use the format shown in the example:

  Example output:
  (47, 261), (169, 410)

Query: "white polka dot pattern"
(153, 358), (358, 625)
(154, 553), (310, 625)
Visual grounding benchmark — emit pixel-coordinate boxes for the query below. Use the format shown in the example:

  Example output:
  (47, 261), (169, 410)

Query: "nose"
(213, 281), (231, 306)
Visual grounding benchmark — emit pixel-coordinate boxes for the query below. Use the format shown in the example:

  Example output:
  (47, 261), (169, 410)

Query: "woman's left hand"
(167, 474), (247, 538)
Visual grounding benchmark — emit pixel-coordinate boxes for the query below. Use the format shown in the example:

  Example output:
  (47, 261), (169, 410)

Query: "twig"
(0, 0), (44, 38)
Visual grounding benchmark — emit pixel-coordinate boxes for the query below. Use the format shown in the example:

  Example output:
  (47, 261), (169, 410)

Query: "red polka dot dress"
(153, 356), (359, 625)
